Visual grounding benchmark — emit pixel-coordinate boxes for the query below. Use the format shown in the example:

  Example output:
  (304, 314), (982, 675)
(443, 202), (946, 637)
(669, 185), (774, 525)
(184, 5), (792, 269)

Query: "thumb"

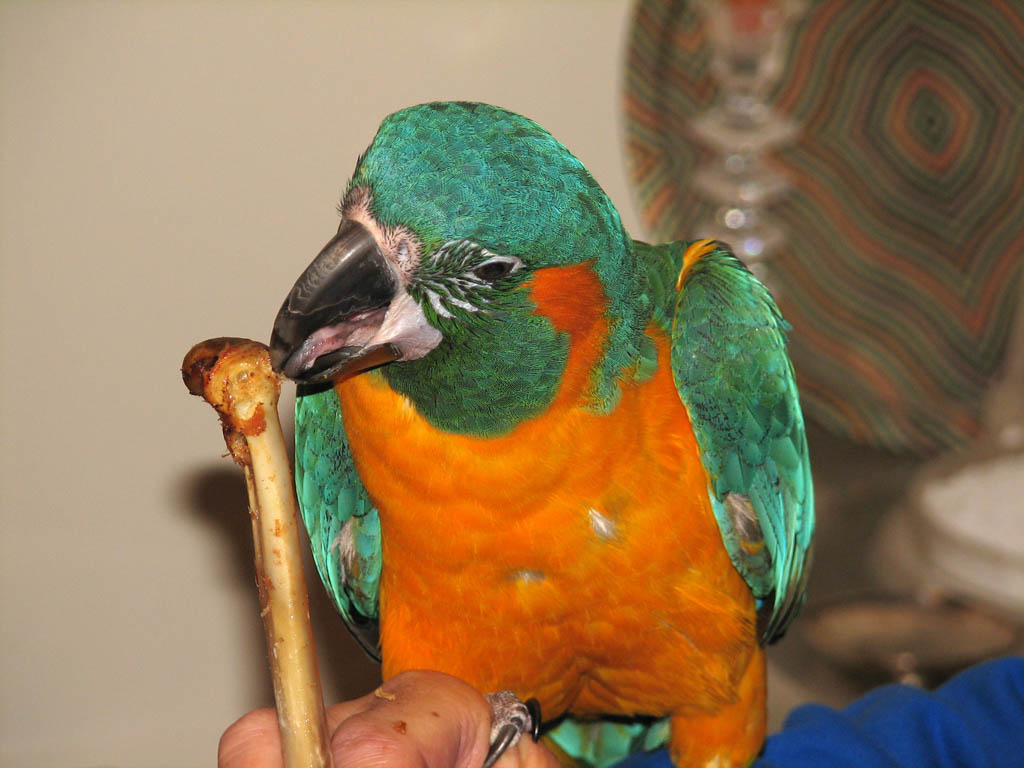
(332, 670), (492, 768)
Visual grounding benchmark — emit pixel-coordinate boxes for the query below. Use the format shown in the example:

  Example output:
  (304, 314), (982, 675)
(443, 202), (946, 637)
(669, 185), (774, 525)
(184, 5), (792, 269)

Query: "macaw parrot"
(269, 102), (813, 768)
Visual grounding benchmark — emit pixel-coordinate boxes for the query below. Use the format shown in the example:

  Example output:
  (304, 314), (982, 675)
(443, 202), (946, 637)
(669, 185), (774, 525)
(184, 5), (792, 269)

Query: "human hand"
(218, 670), (561, 768)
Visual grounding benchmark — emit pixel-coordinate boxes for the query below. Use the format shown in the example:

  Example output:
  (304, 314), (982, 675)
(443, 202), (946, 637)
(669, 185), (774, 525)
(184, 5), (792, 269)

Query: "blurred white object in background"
(911, 273), (1024, 615)
(841, 277), (1024, 690)
(874, 276), (1024, 619)
(917, 453), (1024, 615)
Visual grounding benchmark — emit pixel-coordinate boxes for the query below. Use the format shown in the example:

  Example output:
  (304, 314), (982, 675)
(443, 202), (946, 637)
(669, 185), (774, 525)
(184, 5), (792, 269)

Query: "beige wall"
(0, 2), (639, 765)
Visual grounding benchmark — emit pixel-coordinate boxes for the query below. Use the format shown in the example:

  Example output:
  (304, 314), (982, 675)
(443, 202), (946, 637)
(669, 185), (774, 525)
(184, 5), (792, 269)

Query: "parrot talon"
(526, 697), (541, 741)
(482, 724), (517, 768)
(482, 691), (541, 768)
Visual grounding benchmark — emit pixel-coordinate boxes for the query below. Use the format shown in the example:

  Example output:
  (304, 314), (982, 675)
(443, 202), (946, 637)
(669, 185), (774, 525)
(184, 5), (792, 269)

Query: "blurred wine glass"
(690, 0), (805, 281)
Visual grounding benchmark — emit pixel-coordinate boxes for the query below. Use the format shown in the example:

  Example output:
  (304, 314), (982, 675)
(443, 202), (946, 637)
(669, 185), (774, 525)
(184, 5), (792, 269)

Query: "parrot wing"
(294, 386), (382, 658)
(549, 241), (813, 766)
(653, 239), (814, 645)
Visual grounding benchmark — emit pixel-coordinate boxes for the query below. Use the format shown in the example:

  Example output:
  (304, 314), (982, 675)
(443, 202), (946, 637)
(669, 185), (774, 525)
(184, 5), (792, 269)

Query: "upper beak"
(270, 219), (401, 384)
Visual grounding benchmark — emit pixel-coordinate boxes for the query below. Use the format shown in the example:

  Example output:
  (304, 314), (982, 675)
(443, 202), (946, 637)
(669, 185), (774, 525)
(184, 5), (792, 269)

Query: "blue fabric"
(613, 657), (1024, 768)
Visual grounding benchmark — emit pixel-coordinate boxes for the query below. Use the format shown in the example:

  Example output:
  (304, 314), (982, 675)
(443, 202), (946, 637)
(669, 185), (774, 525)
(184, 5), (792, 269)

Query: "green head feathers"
(360, 103), (653, 431)
(273, 102), (654, 435)
(352, 102), (630, 271)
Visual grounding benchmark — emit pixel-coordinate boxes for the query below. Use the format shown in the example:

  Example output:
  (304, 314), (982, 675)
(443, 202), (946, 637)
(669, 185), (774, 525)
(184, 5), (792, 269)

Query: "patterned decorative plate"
(624, 0), (1023, 453)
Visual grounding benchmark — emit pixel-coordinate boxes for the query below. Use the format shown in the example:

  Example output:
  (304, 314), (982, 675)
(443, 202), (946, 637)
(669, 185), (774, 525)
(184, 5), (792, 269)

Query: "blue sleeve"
(758, 656), (1024, 768)
(613, 657), (1024, 768)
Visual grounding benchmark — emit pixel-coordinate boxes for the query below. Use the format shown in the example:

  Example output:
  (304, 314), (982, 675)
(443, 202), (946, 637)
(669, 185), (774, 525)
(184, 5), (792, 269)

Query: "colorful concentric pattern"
(625, 0), (1023, 453)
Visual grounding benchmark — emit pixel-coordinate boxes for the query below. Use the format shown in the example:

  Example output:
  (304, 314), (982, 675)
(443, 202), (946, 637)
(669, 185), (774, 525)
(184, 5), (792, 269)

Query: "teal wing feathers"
(294, 386), (382, 658)
(547, 718), (669, 768)
(642, 240), (814, 644)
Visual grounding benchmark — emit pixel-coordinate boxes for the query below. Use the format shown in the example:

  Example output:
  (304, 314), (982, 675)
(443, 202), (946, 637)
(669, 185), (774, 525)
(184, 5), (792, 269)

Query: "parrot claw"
(482, 691), (541, 768)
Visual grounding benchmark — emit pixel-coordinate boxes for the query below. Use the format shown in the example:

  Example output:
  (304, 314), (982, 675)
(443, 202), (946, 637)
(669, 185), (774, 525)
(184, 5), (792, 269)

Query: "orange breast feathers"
(335, 263), (757, 719)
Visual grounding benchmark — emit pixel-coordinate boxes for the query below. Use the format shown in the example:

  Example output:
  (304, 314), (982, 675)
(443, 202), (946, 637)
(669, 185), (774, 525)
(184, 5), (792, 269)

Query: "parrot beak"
(270, 219), (402, 385)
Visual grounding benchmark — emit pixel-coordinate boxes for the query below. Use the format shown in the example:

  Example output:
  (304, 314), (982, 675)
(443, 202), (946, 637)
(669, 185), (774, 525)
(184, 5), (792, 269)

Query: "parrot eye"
(473, 257), (521, 282)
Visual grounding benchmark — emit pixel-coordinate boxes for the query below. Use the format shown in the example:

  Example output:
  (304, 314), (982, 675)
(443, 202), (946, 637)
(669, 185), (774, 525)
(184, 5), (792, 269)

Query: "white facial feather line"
(426, 289), (454, 319)
(426, 285), (484, 316)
